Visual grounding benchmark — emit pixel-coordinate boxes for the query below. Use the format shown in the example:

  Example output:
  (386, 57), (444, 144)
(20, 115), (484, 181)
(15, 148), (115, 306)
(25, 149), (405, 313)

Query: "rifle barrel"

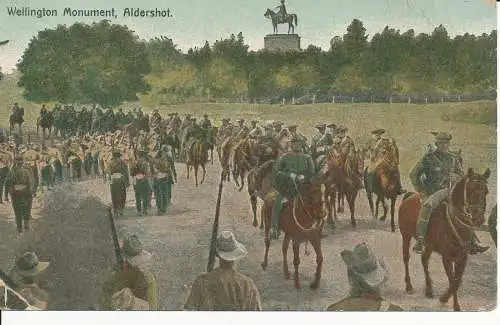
(207, 171), (224, 272)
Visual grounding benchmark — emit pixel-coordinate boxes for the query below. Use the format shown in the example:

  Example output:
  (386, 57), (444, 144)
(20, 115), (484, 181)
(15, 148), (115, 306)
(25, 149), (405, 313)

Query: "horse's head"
(347, 149), (365, 178)
(264, 9), (273, 17)
(299, 179), (324, 217)
(454, 168), (491, 227)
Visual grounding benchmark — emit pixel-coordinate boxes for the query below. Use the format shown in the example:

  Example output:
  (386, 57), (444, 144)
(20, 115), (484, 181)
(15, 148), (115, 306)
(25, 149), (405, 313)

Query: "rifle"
(0, 269), (18, 291)
(206, 171), (225, 272)
(107, 207), (125, 270)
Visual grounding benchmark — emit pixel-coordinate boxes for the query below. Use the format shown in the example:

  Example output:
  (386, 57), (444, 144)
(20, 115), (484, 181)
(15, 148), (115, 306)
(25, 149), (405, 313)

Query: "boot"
(413, 236), (424, 254)
(24, 220), (30, 231)
(469, 234), (489, 255)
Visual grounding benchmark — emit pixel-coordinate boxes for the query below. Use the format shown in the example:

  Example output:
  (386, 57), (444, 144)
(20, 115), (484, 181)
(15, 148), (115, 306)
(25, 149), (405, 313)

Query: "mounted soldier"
(256, 123), (282, 166)
(335, 125), (355, 156)
(270, 137), (316, 239)
(285, 125), (308, 153)
(310, 123), (333, 164)
(409, 132), (489, 255)
(248, 120), (262, 140)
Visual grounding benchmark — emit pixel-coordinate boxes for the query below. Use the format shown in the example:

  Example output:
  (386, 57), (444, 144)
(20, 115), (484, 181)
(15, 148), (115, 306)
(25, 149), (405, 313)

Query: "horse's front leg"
(261, 202), (272, 270)
(310, 236), (323, 290)
(439, 256), (454, 306)
(347, 191), (357, 229)
(422, 247), (434, 298)
(194, 164), (199, 186)
(186, 164), (190, 180)
(200, 163), (206, 184)
(292, 240), (301, 289)
(380, 196), (388, 221)
(250, 194), (259, 228)
(450, 255), (468, 311)
(282, 234), (291, 279)
(390, 197), (396, 232)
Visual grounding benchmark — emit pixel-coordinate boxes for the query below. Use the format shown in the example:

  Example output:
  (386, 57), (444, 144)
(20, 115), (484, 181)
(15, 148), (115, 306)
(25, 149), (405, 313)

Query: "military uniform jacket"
(273, 152), (316, 199)
(5, 166), (34, 196)
(311, 133), (333, 155)
(409, 150), (462, 197)
(153, 155), (176, 183)
(184, 267), (262, 311)
(108, 158), (130, 187)
(100, 264), (157, 310)
(201, 119), (212, 129)
(327, 296), (403, 311)
(130, 159), (152, 178)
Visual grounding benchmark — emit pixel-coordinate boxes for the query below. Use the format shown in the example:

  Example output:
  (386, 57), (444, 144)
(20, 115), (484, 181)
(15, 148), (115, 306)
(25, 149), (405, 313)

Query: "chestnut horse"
(261, 175), (325, 290)
(186, 139), (207, 186)
(231, 137), (259, 191)
(324, 149), (364, 229)
(247, 160), (276, 228)
(398, 168), (490, 311)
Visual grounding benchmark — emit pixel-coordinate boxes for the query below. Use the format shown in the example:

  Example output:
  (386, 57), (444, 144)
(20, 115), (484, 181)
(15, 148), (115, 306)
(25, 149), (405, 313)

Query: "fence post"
(408, 96), (411, 104)
(292, 97), (296, 105)
(332, 96), (335, 104)
(425, 97), (428, 104)
(282, 98), (285, 105)
(351, 97), (354, 104)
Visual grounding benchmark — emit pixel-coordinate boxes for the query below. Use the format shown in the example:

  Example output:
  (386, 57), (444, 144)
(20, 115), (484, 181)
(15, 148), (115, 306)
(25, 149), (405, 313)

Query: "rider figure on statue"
(409, 132), (489, 255)
(270, 137), (316, 239)
(275, 0), (287, 23)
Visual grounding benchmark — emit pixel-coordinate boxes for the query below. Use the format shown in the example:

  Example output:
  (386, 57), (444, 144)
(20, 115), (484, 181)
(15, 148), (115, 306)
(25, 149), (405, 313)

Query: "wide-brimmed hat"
(327, 123), (337, 129)
(216, 231), (247, 261)
(371, 129), (385, 136)
(315, 123), (326, 129)
(122, 234), (152, 266)
(431, 131), (452, 143)
(341, 243), (387, 288)
(112, 150), (122, 157)
(287, 125), (297, 130)
(15, 252), (50, 277)
(337, 125), (348, 132)
(111, 288), (150, 311)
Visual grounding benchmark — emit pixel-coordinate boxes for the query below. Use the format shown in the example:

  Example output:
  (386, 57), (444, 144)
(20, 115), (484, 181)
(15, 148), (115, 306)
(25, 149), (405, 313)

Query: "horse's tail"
(293, 14), (298, 26)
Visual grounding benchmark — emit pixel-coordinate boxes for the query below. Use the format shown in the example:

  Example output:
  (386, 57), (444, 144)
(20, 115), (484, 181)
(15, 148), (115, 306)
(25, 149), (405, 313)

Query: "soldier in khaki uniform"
(327, 243), (403, 311)
(6, 251), (50, 310)
(184, 231), (262, 311)
(5, 155), (35, 234)
(152, 145), (177, 215)
(130, 151), (152, 216)
(409, 132), (488, 255)
(108, 150), (130, 218)
(100, 234), (157, 310)
(286, 125), (308, 153)
(0, 151), (10, 203)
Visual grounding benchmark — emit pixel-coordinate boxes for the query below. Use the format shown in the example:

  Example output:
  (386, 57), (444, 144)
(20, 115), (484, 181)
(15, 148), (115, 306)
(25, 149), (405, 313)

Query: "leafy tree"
(17, 20), (151, 107)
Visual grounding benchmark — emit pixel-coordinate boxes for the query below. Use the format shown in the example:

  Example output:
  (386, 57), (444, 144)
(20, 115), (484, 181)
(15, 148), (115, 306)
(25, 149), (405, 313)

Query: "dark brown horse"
(247, 160), (276, 228)
(231, 137), (258, 191)
(9, 108), (24, 135)
(488, 204), (497, 247)
(261, 176), (325, 290)
(324, 149), (364, 229)
(37, 111), (54, 139)
(398, 168), (490, 311)
(186, 139), (207, 186)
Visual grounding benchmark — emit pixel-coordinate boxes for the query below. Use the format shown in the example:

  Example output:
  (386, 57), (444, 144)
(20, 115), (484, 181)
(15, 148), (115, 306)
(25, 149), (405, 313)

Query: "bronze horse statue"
(398, 168), (490, 311)
(264, 9), (298, 34)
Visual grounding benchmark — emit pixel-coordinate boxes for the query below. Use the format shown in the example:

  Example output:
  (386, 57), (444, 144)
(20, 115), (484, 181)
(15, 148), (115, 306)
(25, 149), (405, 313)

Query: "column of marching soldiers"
(0, 102), (493, 311)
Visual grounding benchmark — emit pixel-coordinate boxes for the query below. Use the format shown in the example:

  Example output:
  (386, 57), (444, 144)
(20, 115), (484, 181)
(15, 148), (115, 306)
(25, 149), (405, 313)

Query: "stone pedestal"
(264, 34), (300, 52)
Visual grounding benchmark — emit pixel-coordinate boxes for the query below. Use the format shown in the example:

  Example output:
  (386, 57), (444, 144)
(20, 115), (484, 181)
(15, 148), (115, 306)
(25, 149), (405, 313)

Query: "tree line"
(15, 19), (496, 107)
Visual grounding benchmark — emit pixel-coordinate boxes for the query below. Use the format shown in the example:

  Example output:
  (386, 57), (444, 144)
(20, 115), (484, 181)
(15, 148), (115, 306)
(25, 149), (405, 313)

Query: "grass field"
(0, 73), (496, 200)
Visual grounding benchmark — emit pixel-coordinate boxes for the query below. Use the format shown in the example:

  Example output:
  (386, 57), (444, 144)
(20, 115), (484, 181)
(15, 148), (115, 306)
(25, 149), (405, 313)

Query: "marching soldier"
(5, 155), (35, 234)
(327, 243), (403, 311)
(152, 145), (177, 215)
(100, 234), (157, 310)
(130, 150), (152, 216)
(184, 231), (262, 311)
(271, 137), (316, 239)
(310, 123), (333, 162)
(6, 251), (50, 310)
(0, 150), (10, 203)
(39, 151), (53, 191)
(108, 150), (130, 218)
(201, 114), (212, 129)
(409, 132), (488, 255)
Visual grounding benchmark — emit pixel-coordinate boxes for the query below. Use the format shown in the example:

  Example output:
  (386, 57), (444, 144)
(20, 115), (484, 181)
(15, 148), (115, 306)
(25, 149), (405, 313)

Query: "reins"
(290, 179), (324, 232)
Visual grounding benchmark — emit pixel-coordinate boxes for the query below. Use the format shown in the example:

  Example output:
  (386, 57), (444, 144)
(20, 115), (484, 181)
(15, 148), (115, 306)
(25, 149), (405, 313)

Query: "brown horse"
(231, 137), (258, 191)
(488, 204), (497, 247)
(186, 139), (207, 186)
(398, 168), (490, 311)
(324, 149), (364, 229)
(261, 176), (325, 290)
(247, 160), (276, 228)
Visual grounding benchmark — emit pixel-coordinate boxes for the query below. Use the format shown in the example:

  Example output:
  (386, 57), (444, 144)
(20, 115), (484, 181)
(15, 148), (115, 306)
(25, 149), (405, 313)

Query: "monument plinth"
(264, 34), (301, 52)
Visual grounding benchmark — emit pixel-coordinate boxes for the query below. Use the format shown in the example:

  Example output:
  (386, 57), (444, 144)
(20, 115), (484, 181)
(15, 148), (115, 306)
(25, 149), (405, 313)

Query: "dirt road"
(0, 162), (496, 311)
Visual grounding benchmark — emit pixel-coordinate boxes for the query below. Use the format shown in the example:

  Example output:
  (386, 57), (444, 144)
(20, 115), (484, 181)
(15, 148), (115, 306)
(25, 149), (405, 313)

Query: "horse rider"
(409, 132), (489, 255)
(183, 118), (205, 159)
(4, 155), (35, 234)
(256, 123), (282, 166)
(234, 119), (249, 137)
(335, 125), (355, 155)
(327, 243), (403, 311)
(108, 150), (130, 218)
(272, 121), (285, 138)
(275, 0), (287, 22)
(271, 136), (316, 239)
(286, 125), (308, 153)
(11, 102), (20, 116)
(6, 251), (50, 310)
(248, 120), (263, 140)
(184, 230), (262, 311)
(217, 118), (231, 140)
(364, 129), (405, 194)
(40, 104), (48, 117)
(115, 108), (126, 125)
(100, 234), (157, 310)
(130, 150), (153, 216)
(310, 123), (333, 163)
(201, 114), (212, 129)
(152, 145), (177, 215)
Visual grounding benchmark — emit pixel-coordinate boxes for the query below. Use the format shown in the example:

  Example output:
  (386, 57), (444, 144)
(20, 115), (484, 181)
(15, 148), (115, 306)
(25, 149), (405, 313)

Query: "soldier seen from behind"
(5, 155), (35, 234)
(409, 132), (488, 255)
(184, 230), (262, 311)
(326, 243), (403, 311)
(130, 150), (153, 216)
(100, 234), (157, 310)
(108, 149), (130, 218)
(152, 145), (177, 215)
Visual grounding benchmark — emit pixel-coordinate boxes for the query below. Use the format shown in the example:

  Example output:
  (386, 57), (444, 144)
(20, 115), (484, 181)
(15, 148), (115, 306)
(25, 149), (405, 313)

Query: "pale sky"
(0, 0), (497, 73)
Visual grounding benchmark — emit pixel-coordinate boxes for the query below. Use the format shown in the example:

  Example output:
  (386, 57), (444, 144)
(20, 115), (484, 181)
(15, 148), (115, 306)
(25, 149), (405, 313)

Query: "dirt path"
(0, 162), (496, 311)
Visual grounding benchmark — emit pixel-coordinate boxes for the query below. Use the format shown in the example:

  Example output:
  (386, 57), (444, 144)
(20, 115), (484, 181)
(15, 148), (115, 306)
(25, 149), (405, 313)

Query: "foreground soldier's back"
(327, 296), (404, 311)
